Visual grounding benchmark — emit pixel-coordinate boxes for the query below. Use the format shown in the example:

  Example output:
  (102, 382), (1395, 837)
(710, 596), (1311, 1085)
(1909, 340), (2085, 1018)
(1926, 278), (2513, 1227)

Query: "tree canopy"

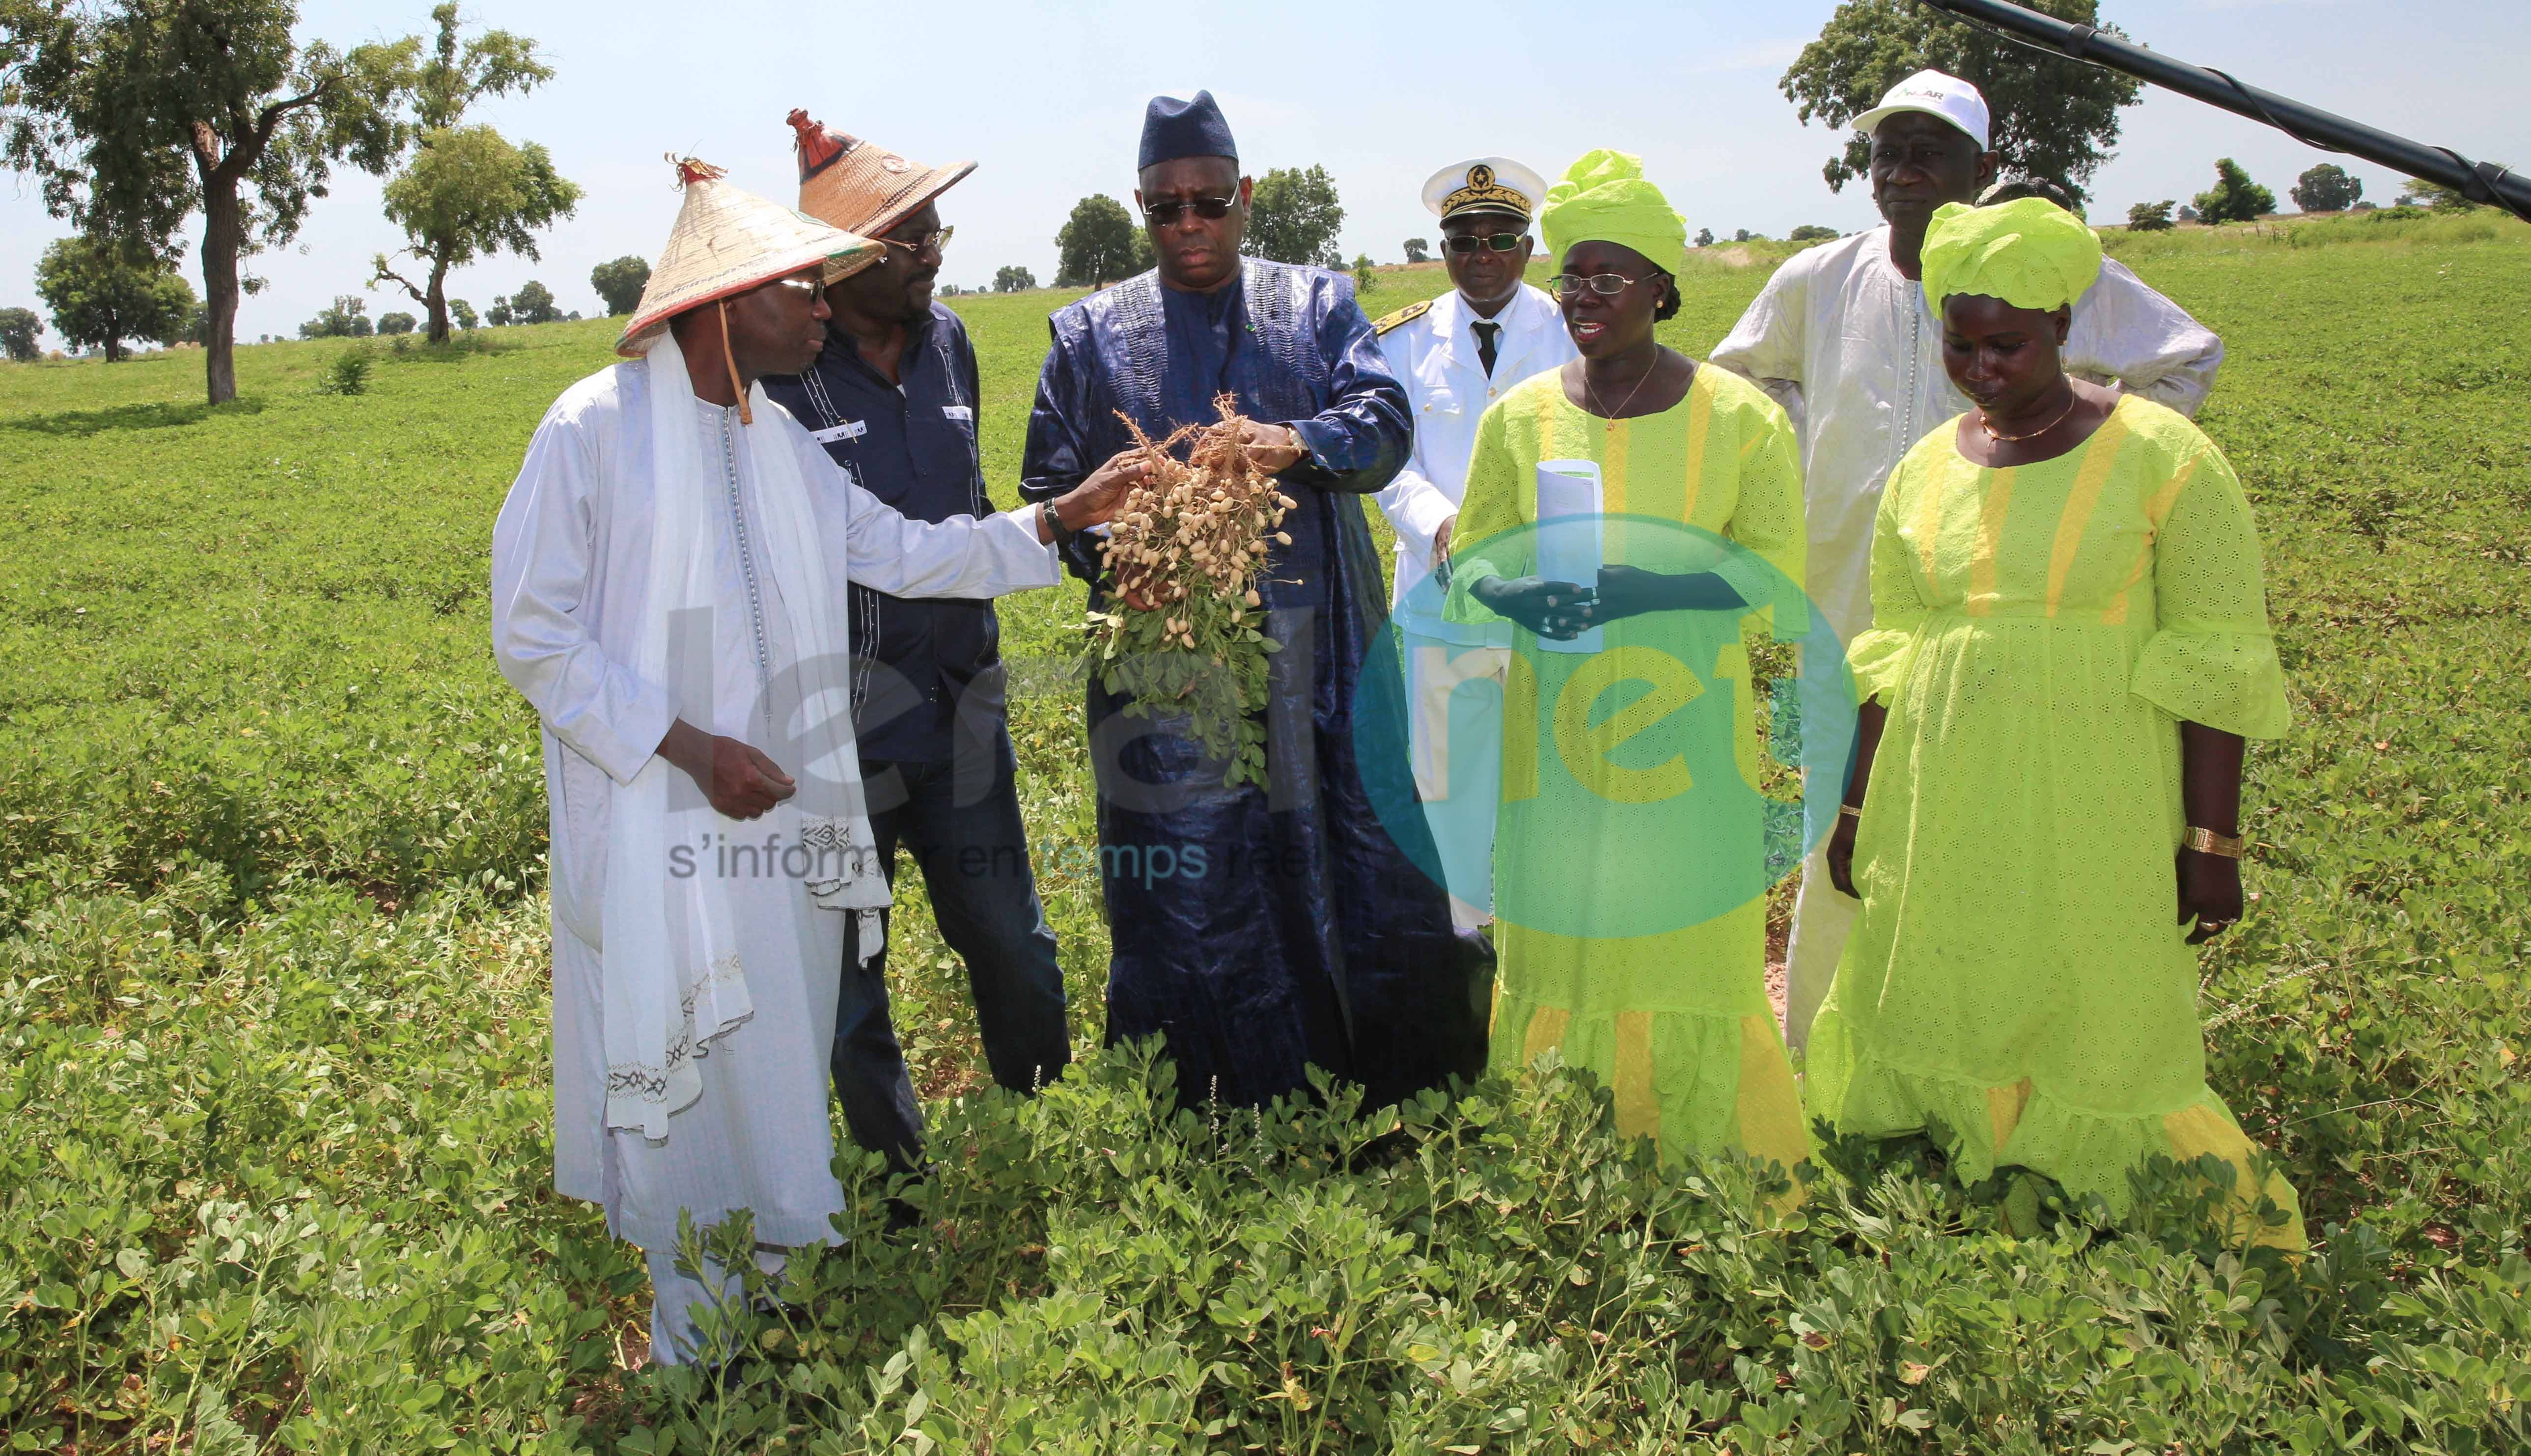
(378, 310), (417, 335)
(0, 307), (42, 361)
(590, 256), (651, 315)
(2194, 159), (2276, 225)
(2289, 164), (2362, 215)
(369, 4), (571, 343)
(1780, 0), (2142, 202)
(1402, 238), (1429, 264)
(2, 0), (413, 401)
(33, 235), (199, 362)
(992, 265), (1036, 293)
(1247, 165), (1345, 269)
(2126, 199), (2177, 232)
(1055, 195), (1143, 289)
(298, 294), (373, 338)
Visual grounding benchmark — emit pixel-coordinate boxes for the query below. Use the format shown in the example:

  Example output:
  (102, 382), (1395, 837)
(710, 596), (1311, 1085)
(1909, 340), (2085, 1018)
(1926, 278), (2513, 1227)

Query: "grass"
(0, 208), (2526, 1451)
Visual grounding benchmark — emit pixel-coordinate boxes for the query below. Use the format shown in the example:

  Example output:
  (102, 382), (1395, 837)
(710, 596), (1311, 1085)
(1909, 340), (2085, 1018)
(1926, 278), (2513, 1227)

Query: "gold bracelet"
(2182, 826), (2245, 859)
(1837, 803), (1863, 820)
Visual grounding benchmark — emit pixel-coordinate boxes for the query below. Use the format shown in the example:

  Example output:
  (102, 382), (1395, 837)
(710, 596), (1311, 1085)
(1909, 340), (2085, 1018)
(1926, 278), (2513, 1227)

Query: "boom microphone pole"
(1912, 0), (2531, 225)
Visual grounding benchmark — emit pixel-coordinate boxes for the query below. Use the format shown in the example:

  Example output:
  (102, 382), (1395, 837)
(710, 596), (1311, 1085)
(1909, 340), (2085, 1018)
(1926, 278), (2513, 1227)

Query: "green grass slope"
(1, 210), (2527, 1451)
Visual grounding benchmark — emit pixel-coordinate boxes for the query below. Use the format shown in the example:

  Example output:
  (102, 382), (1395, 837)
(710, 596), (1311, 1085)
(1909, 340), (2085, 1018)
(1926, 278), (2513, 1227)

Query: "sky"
(2, 0), (2525, 346)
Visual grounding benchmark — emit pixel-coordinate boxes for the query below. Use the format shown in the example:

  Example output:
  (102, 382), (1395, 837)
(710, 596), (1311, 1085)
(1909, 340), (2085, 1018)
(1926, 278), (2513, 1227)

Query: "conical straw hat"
(616, 157), (886, 358)
(787, 110), (976, 239)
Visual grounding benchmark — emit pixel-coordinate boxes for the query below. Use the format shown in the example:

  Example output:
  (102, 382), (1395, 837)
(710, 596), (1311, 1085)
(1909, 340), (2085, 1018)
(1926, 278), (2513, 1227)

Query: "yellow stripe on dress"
(1613, 1010), (1659, 1143)
(1673, 376), (1710, 525)
(2102, 450), (2203, 627)
(1521, 1003), (1572, 1068)
(1911, 461), (1949, 604)
(1602, 416), (1633, 515)
(2043, 411), (2133, 617)
(1964, 467), (2019, 617)
(2163, 1101), (2308, 1252)
(1734, 1014), (1810, 1196)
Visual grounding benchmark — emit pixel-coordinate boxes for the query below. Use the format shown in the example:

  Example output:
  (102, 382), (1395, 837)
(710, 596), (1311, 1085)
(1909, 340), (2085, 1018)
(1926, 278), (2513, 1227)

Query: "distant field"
(2, 210), (2527, 1451)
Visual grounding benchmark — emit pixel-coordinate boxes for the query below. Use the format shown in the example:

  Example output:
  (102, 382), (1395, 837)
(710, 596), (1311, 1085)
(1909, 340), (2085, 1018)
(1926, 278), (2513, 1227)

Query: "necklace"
(1582, 358), (1657, 430)
(1978, 390), (2077, 443)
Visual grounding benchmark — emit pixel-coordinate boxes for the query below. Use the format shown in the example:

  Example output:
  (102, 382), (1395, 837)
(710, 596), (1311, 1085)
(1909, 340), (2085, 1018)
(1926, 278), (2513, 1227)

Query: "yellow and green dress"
(1811, 394), (2304, 1248)
(1448, 363), (1810, 1177)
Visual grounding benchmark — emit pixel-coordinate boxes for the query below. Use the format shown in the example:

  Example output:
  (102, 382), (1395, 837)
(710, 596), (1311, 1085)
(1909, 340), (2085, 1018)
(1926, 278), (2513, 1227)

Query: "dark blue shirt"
(763, 303), (1000, 763)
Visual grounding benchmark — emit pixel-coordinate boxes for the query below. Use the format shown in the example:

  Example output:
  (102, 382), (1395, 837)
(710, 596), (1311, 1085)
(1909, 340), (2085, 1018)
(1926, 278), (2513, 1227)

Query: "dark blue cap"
(1138, 90), (1237, 171)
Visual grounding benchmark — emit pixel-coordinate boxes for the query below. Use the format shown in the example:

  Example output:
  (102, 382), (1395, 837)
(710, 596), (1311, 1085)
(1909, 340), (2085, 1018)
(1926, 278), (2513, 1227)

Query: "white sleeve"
(1378, 466), (1460, 546)
(2066, 259), (2225, 419)
(1709, 260), (1810, 430)
(490, 410), (676, 786)
(821, 433), (1060, 598)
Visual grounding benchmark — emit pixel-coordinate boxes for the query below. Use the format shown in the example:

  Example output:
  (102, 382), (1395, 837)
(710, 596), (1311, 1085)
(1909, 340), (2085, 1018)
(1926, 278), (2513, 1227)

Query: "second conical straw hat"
(787, 110), (975, 239)
(616, 157), (886, 358)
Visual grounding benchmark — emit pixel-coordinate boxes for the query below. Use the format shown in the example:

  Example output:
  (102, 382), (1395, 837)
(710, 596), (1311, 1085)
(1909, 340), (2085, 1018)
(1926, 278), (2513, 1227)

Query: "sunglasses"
(1142, 195), (1236, 225)
(881, 225), (954, 256)
(1445, 232), (1528, 255)
(1549, 272), (1651, 299)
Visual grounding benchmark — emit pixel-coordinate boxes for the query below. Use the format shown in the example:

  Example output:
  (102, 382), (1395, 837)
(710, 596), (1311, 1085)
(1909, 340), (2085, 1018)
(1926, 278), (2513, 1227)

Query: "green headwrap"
(1919, 197), (2104, 315)
(1540, 149), (1686, 275)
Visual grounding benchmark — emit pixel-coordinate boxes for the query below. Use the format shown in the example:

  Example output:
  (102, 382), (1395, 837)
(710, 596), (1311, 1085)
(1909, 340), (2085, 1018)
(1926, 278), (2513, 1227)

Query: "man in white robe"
(1709, 71), (2225, 1050)
(491, 160), (1138, 1363)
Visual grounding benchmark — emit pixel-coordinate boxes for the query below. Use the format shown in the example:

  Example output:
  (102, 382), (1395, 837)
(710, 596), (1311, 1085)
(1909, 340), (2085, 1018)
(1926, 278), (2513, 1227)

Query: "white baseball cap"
(1852, 70), (1992, 152)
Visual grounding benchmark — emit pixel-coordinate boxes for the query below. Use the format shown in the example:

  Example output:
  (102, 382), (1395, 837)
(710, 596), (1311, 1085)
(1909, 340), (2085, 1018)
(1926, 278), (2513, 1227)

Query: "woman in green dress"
(1447, 151), (1810, 1180)
(1813, 198), (2303, 1249)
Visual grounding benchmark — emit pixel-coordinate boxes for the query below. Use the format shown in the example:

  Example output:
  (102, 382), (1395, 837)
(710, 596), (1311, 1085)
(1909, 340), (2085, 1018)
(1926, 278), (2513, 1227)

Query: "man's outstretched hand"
(659, 718), (795, 821)
(1045, 449), (1151, 539)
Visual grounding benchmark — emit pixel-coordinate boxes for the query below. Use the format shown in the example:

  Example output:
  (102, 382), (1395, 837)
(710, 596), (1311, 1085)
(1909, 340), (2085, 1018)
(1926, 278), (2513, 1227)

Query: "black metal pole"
(1913, 0), (2531, 224)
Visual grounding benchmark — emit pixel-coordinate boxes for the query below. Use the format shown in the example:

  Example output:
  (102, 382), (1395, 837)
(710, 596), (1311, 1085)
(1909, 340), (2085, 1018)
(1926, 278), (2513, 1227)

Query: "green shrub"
(317, 342), (376, 395)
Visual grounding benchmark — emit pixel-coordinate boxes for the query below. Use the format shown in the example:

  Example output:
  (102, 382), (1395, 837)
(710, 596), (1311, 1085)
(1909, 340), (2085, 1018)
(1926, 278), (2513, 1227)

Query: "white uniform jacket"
(1374, 283), (1577, 641)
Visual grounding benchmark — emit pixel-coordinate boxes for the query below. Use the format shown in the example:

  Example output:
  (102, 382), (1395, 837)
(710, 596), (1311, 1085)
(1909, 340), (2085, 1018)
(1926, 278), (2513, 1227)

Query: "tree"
(1733, 229), (1756, 243)
(508, 279), (559, 324)
(1780, 0), (2142, 202)
(1247, 165), (1345, 268)
(2, 0), (414, 403)
(2177, 204), (2199, 223)
(2398, 178), (2476, 213)
(1788, 223), (1839, 243)
(992, 265), (1036, 293)
(365, 3), (572, 344)
(2126, 199), (2177, 232)
(1402, 237), (1429, 264)
(33, 235), (198, 361)
(590, 256), (650, 315)
(2289, 164), (2361, 215)
(378, 310), (416, 334)
(0, 307), (41, 361)
(1351, 252), (1376, 292)
(1055, 194), (1142, 288)
(448, 298), (477, 329)
(1694, 227), (1716, 248)
(2193, 158), (2275, 225)
(298, 294), (373, 338)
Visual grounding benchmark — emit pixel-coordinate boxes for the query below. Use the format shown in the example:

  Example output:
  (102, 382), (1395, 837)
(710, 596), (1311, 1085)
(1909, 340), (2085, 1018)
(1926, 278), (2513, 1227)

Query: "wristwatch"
(2181, 826), (2245, 859)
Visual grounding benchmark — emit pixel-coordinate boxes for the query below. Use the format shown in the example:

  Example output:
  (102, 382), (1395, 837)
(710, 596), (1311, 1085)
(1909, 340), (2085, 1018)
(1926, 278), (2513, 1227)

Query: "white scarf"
(601, 331), (891, 1140)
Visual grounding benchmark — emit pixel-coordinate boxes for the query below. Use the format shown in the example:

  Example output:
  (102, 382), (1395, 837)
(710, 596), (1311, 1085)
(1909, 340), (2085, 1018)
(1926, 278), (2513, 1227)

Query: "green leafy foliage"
(1053, 194), (1143, 288)
(1403, 237), (1430, 264)
(0, 214), (2526, 1450)
(591, 256), (652, 315)
(2127, 199), (2178, 232)
(1780, 0), (2142, 199)
(1786, 224), (1839, 244)
(317, 342), (375, 395)
(33, 235), (199, 362)
(368, 3), (570, 344)
(378, 310), (417, 335)
(992, 265), (1036, 293)
(2196, 158), (2279, 226)
(0, 0), (416, 402)
(0, 305), (48, 360)
(2292, 164), (2364, 215)
(296, 293), (374, 339)
(1247, 164), (1346, 269)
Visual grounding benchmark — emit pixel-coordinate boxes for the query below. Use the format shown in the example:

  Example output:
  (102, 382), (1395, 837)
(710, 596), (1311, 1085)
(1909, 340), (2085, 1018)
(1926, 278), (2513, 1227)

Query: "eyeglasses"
(1549, 272), (1648, 299)
(769, 273), (822, 296)
(1142, 196), (1236, 226)
(1444, 232), (1527, 255)
(881, 225), (953, 256)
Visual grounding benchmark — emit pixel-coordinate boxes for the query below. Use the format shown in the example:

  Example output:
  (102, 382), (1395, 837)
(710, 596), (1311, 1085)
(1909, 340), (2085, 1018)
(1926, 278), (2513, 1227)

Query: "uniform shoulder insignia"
(1371, 298), (1434, 335)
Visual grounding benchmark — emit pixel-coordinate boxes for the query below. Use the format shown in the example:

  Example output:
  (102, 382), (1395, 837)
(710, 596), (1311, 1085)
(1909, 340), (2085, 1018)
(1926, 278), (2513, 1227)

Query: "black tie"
(1472, 320), (1500, 378)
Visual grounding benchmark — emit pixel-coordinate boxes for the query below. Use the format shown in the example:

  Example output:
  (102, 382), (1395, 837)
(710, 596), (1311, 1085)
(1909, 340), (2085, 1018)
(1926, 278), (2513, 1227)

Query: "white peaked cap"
(1421, 158), (1550, 222)
(1852, 70), (1993, 152)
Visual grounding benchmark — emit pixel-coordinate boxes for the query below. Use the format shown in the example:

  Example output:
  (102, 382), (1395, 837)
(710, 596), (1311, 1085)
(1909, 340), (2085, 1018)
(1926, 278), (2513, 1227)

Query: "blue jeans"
(832, 730), (1069, 1174)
